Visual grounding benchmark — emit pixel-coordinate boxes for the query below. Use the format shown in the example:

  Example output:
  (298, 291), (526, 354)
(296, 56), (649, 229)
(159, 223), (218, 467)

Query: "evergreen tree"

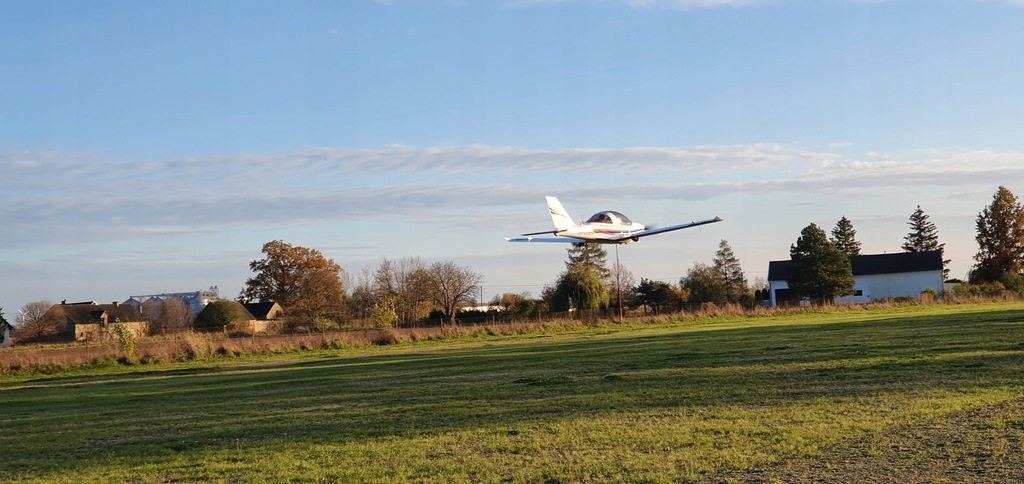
(565, 242), (612, 284)
(788, 223), (856, 303)
(830, 216), (862, 257)
(634, 278), (674, 315)
(0, 307), (11, 347)
(973, 186), (1024, 282)
(902, 205), (950, 280)
(712, 239), (747, 303)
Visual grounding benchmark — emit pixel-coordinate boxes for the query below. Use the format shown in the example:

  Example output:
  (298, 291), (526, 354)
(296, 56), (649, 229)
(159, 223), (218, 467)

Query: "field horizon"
(3, 302), (1024, 482)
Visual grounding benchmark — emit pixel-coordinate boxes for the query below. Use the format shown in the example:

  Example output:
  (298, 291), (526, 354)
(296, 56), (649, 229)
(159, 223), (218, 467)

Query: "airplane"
(506, 196), (722, 244)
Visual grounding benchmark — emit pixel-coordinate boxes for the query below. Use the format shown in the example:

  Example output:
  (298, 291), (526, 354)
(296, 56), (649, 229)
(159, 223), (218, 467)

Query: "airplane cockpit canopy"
(586, 211), (633, 225)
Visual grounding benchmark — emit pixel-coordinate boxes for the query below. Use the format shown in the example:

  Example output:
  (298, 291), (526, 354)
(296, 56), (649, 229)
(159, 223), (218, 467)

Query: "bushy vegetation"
(193, 300), (247, 331)
(3, 292), (1020, 376)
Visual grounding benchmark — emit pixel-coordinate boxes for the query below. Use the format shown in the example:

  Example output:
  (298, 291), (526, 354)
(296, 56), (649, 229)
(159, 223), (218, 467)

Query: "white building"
(767, 250), (944, 307)
(124, 287), (220, 319)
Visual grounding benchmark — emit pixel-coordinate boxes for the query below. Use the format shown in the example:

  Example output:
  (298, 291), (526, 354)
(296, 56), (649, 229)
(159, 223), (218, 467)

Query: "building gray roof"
(768, 250), (944, 281)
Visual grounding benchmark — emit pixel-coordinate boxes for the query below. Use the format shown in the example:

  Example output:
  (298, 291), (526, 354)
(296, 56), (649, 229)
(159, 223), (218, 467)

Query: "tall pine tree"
(565, 242), (612, 284)
(712, 239), (747, 303)
(902, 205), (950, 280)
(0, 307), (11, 347)
(789, 223), (855, 303)
(830, 216), (862, 257)
(973, 186), (1024, 282)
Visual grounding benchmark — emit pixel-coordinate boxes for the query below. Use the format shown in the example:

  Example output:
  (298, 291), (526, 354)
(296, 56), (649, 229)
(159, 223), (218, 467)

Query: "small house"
(243, 301), (285, 334)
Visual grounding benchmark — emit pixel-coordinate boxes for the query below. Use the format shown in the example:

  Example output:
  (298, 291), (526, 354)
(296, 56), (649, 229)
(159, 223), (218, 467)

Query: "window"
(608, 211), (633, 225)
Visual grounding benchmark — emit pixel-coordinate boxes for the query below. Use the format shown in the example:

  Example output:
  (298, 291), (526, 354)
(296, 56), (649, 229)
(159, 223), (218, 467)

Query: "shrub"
(180, 332), (214, 359)
(998, 272), (1024, 295)
(194, 301), (247, 331)
(372, 329), (401, 346)
(113, 322), (138, 363)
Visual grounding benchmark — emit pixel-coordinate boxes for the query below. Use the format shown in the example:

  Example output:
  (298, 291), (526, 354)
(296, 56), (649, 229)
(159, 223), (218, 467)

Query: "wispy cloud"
(3, 143), (1021, 250)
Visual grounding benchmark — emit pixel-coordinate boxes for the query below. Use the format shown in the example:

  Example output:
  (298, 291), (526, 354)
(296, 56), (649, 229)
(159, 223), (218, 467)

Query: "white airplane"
(506, 196), (722, 244)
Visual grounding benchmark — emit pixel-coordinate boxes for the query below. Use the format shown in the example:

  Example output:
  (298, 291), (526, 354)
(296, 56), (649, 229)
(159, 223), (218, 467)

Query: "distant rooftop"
(768, 250), (944, 281)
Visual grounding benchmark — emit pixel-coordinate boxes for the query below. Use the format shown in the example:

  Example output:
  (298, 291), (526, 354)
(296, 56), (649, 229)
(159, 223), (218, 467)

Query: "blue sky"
(2, 0), (1024, 316)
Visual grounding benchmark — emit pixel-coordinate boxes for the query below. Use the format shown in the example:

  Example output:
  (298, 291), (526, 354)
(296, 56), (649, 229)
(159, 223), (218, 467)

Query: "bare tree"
(349, 267), (377, 320)
(609, 259), (637, 312)
(151, 299), (192, 334)
(422, 261), (484, 325)
(374, 257), (430, 324)
(19, 300), (52, 328)
(12, 300), (62, 340)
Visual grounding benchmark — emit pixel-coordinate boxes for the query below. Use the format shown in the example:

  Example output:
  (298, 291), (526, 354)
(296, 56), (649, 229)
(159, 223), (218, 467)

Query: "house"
(43, 301), (149, 341)
(1, 316), (11, 348)
(767, 250), (945, 307)
(242, 301), (286, 334)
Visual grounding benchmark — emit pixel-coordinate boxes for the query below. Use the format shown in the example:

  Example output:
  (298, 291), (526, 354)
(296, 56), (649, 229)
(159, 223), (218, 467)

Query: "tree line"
(7, 185), (1024, 340)
(542, 186), (1024, 311)
(784, 185), (1024, 302)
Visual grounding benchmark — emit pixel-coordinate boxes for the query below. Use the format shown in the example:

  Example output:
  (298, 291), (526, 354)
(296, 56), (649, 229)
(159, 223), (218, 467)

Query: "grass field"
(3, 302), (1024, 482)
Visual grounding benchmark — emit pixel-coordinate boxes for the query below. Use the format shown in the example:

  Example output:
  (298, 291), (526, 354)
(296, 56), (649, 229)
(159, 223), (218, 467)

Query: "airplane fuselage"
(553, 224), (645, 244)
(553, 210), (646, 244)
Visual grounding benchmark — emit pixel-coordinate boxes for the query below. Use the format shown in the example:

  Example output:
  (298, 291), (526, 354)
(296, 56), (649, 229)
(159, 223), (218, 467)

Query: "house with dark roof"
(767, 250), (945, 307)
(243, 301), (284, 321)
(42, 301), (149, 341)
(243, 301), (285, 334)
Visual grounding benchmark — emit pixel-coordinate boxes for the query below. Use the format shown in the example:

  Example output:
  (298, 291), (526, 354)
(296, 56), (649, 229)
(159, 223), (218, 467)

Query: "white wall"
(770, 269), (944, 307)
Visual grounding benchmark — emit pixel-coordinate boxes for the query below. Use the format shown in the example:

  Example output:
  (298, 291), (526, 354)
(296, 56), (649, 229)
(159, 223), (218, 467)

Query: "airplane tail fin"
(545, 196), (575, 231)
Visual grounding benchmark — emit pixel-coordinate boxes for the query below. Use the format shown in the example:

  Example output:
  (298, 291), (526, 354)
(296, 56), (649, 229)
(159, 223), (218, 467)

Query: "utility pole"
(615, 245), (623, 321)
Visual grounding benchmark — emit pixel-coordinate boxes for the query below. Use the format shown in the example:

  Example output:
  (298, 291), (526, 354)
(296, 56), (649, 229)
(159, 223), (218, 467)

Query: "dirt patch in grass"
(711, 397), (1024, 483)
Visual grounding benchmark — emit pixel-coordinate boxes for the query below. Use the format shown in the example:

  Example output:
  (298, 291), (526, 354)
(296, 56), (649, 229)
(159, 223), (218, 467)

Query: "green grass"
(3, 302), (1024, 482)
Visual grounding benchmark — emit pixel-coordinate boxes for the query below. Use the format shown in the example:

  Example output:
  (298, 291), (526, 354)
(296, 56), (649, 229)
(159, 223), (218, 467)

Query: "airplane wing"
(505, 236), (585, 243)
(620, 216), (723, 240)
